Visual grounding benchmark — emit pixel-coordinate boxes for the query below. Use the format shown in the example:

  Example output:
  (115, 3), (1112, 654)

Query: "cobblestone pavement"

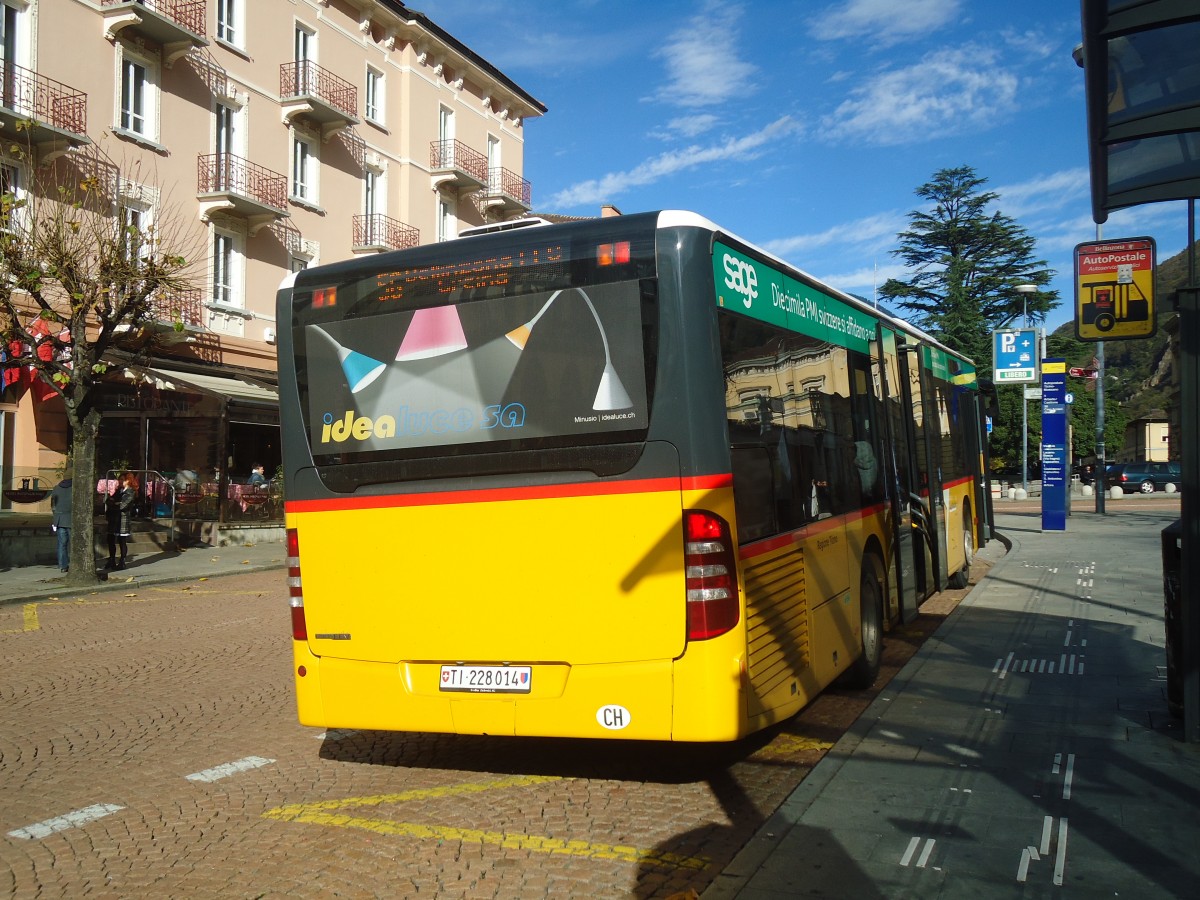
(0, 561), (991, 899)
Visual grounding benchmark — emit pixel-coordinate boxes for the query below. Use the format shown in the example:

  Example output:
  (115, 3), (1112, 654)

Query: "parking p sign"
(993, 328), (1040, 385)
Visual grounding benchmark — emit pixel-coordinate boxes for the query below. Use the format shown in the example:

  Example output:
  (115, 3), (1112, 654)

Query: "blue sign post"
(1041, 359), (1069, 531)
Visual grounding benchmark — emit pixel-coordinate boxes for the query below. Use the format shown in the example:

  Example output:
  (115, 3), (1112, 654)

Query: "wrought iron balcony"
(150, 288), (205, 329)
(196, 152), (289, 234)
(483, 166), (532, 214)
(0, 62), (88, 160)
(430, 139), (487, 193)
(101, 1), (207, 65)
(280, 60), (359, 137)
(352, 214), (420, 252)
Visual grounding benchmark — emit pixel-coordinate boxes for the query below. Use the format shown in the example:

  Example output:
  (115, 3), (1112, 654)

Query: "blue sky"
(429, 0), (1194, 333)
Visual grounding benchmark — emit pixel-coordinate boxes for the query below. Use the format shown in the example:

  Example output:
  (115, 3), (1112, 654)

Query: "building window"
(0, 160), (25, 235)
(437, 194), (456, 243)
(291, 133), (318, 204)
(365, 68), (383, 123)
(120, 202), (152, 264)
(211, 228), (244, 309)
(216, 0), (241, 47)
(212, 231), (233, 306)
(294, 23), (315, 93)
(364, 169), (380, 216)
(118, 51), (157, 140)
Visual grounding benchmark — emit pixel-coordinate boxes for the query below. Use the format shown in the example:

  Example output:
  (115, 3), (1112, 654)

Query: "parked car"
(1104, 461), (1181, 493)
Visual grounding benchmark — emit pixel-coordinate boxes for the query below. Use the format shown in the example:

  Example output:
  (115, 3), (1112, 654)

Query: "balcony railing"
(101, 0), (206, 39)
(430, 139), (488, 186)
(280, 60), (357, 121)
(197, 152), (287, 212)
(353, 214), (419, 252)
(0, 61), (87, 136)
(487, 166), (532, 207)
(151, 288), (204, 328)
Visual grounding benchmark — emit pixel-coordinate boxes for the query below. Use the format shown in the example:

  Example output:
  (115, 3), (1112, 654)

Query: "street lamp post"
(1016, 284), (1038, 496)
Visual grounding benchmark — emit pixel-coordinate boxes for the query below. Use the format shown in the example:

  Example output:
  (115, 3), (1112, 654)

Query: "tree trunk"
(66, 406), (102, 585)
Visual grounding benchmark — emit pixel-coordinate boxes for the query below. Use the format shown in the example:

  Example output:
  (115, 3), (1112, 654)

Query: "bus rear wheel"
(948, 521), (974, 589)
(844, 557), (883, 689)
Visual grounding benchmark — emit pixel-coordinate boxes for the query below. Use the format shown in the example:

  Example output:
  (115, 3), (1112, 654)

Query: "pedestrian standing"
(105, 471), (138, 571)
(50, 472), (73, 573)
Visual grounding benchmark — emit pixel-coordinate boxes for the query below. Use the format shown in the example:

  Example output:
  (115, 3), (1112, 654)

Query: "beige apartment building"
(0, 0), (544, 518)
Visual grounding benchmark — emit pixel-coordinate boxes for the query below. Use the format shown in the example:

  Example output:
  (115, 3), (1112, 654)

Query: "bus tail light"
(287, 527), (307, 641)
(684, 510), (740, 641)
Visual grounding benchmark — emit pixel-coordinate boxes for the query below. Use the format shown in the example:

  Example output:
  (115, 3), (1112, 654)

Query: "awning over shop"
(128, 366), (278, 408)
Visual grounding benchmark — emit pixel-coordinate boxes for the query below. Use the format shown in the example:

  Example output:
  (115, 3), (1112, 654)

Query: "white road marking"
(1062, 754), (1075, 800)
(1040, 816), (1054, 855)
(900, 837), (936, 868)
(7, 803), (124, 840)
(185, 755), (275, 783)
(316, 729), (356, 741)
(1054, 818), (1069, 885)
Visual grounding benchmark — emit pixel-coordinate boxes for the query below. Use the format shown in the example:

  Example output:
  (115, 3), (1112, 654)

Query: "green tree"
(0, 139), (196, 584)
(880, 165), (1060, 468)
(881, 166), (1058, 359)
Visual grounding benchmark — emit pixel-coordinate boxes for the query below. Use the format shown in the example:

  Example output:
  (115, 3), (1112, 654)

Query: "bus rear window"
(303, 280), (650, 460)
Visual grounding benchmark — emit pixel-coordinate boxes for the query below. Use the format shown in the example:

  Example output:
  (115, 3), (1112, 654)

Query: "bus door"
(879, 329), (921, 621)
(901, 339), (943, 598)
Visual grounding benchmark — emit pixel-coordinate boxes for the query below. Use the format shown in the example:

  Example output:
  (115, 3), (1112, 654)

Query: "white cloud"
(762, 212), (906, 259)
(812, 0), (962, 46)
(994, 169), (1090, 219)
(667, 114), (720, 137)
(821, 263), (910, 301)
(653, 1), (758, 108)
(822, 45), (1020, 145)
(649, 114), (721, 141)
(546, 117), (798, 209)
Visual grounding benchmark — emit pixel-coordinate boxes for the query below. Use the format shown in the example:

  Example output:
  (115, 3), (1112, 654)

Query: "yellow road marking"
(1, 586), (270, 634)
(262, 774), (710, 871)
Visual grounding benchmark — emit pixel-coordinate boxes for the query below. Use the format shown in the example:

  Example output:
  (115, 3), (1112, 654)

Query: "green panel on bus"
(922, 345), (977, 388)
(712, 241), (875, 353)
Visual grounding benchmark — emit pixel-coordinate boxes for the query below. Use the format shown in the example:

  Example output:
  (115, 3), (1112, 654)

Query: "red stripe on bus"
(285, 473), (733, 513)
(738, 501), (889, 560)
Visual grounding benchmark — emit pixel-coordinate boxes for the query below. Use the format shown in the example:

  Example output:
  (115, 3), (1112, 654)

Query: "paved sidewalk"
(0, 539), (287, 606)
(706, 508), (1199, 899)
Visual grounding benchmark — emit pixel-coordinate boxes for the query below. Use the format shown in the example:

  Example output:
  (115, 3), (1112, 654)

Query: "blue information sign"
(1041, 359), (1068, 531)
(993, 329), (1040, 385)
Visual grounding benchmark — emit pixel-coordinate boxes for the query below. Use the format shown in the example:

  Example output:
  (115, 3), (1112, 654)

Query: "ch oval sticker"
(596, 705), (631, 730)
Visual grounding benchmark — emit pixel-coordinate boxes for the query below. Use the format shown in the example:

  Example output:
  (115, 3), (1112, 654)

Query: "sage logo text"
(722, 253), (759, 308)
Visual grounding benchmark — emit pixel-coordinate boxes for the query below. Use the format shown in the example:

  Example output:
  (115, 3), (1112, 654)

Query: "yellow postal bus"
(277, 210), (990, 741)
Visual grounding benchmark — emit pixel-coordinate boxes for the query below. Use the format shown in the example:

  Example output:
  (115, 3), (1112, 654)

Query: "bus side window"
(731, 446), (777, 543)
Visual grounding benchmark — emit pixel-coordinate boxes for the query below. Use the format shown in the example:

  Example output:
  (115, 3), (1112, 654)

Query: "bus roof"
(653, 211), (973, 367)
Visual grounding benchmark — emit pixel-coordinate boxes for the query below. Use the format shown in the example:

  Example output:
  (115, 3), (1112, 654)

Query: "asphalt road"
(0, 561), (987, 899)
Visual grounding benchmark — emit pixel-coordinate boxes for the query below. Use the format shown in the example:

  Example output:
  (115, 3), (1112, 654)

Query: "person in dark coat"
(50, 472), (73, 573)
(105, 472), (138, 570)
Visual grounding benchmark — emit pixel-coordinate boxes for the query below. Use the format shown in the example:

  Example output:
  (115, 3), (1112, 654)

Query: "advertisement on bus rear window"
(304, 283), (649, 454)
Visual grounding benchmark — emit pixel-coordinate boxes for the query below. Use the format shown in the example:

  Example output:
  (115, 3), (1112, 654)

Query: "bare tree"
(0, 138), (198, 584)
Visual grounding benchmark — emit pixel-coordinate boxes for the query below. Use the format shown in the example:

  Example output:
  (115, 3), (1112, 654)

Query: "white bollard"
(1015, 488), (1028, 500)
(1082, 485), (1093, 497)
(1109, 486), (1124, 499)
(1007, 487), (1016, 500)
(1166, 483), (1178, 493)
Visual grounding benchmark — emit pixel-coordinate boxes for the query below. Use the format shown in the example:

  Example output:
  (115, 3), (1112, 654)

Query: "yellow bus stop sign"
(1074, 237), (1156, 341)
